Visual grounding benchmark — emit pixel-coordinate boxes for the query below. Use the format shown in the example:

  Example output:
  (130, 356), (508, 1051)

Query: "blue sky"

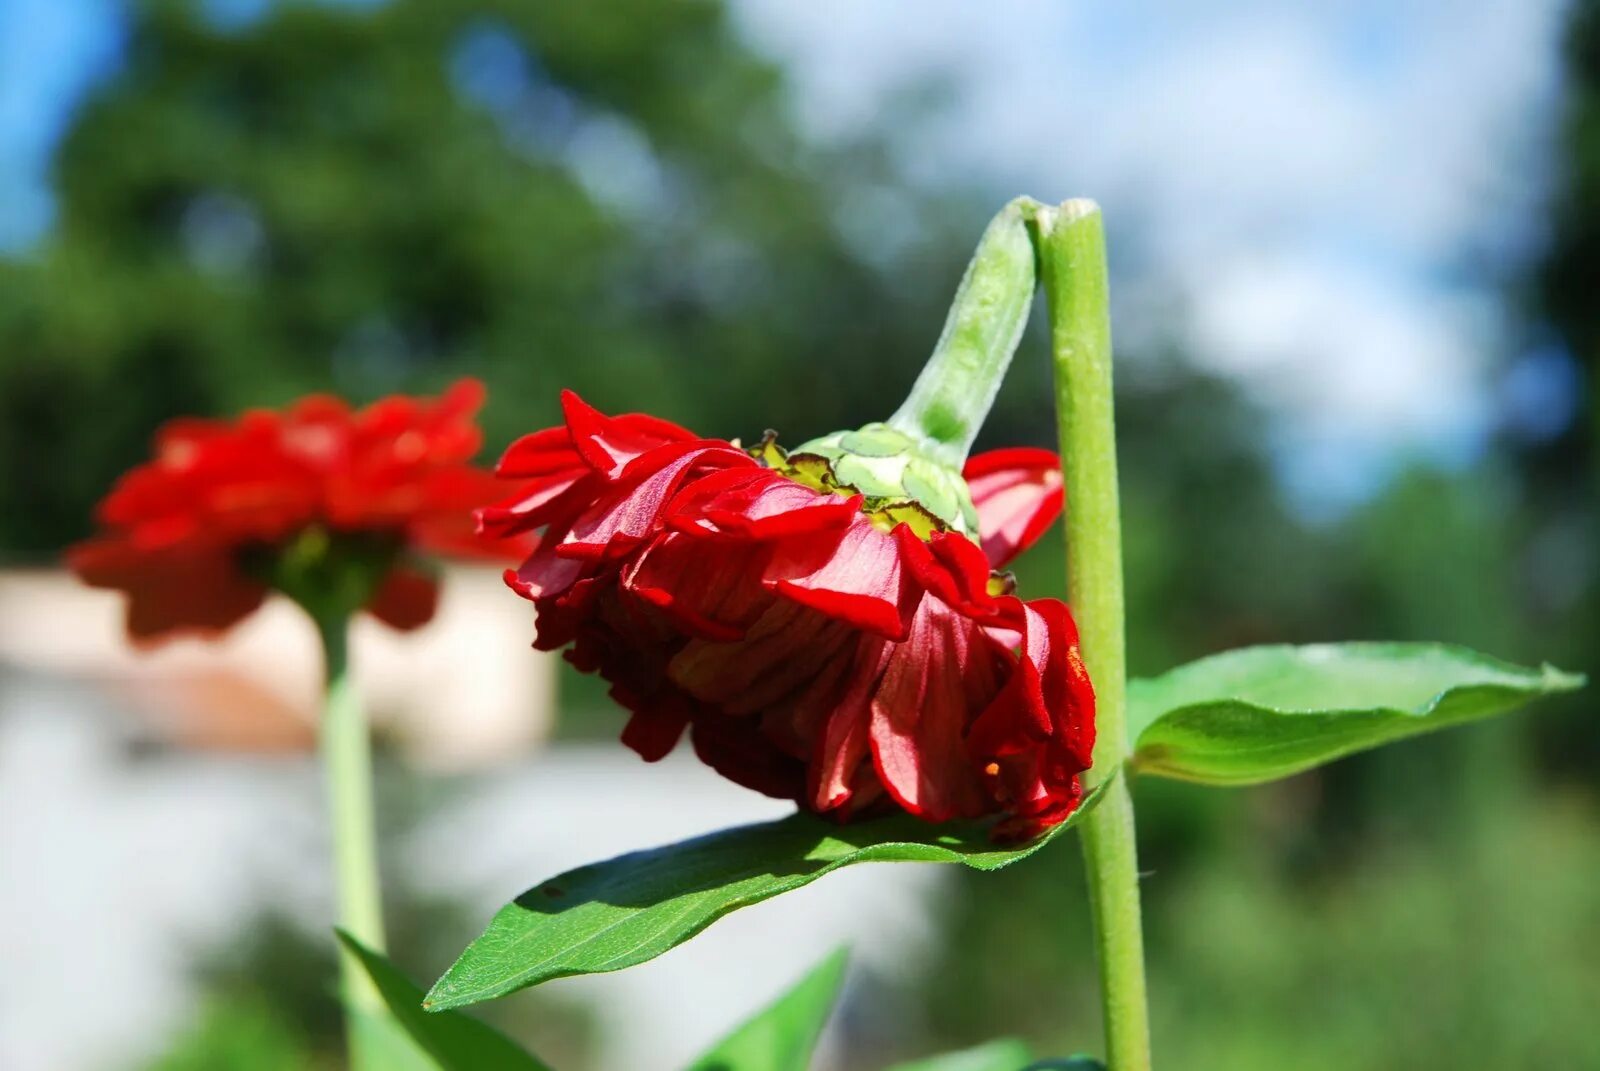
(0, 0), (1577, 515)
(734, 0), (1574, 513)
(0, 0), (121, 249)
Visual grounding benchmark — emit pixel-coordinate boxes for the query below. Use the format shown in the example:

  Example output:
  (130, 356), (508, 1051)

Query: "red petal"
(669, 599), (852, 710)
(437, 377), (487, 421)
(690, 712), (807, 801)
(69, 539), (267, 644)
(963, 447), (1064, 568)
(622, 532), (770, 642)
(560, 390), (698, 477)
(476, 471), (593, 538)
(968, 596), (1095, 828)
(764, 515), (920, 641)
(867, 601), (995, 822)
(505, 535), (588, 601)
(618, 692), (693, 762)
(894, 527), (1000, 618)
(561, 444), (744, 559)
(496, 425), (584, 478)
(669, 469), (859, 541)
(366, 565), (440, 631)
(809, 636), (893, 812)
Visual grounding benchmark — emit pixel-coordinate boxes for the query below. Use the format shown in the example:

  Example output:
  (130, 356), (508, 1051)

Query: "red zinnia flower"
(71, 379), (520, 643)
(480, 392), (1094, 840)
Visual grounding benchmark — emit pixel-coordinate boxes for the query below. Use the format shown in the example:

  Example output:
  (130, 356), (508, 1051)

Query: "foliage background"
(0, 0), (1594, 1068)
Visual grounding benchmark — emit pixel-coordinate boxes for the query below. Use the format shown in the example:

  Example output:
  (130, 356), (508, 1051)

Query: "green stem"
(1034, 199), (1152, 1070)
(317, 614), (387, 1068)
(888, 198), (1039, 466)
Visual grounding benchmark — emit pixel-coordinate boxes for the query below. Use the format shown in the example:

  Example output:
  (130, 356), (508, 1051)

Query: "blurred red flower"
(481, 392), (1094, 839)
(71, 379), (518, 643)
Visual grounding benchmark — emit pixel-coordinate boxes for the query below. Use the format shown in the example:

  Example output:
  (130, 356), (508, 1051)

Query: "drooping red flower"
(70, 379), (521, 643)
(481, 392), (1094, 839)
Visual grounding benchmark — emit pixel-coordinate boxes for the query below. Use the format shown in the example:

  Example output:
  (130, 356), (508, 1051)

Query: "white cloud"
(733, 0), (1569, 506)
(1192, 255), (1491, 445)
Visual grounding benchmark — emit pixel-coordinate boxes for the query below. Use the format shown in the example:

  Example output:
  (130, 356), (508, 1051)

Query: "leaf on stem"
(684, 948), (848, 1071)
(882, 1038), (1034, 1070)
(338, 932), (554, 1071)
(1128, 642), (1585, 785)
(426, 780), (1110, 1012)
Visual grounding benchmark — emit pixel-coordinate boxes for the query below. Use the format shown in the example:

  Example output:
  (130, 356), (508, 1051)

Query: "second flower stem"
(317, 614), (387, 1069)
(1033, 198), (1153, 1071)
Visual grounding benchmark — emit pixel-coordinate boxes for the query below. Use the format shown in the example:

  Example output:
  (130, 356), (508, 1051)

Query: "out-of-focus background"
(1, 1), (1595, 1068)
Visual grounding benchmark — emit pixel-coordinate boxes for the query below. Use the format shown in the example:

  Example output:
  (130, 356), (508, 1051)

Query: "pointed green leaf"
(1129, 643), (1585, 785)
(685, 948), (848, 1071)
(883, 1038), (1034, 1071)
(426, 780), (1111, 1011)
(338, 933), (553, 1071)
(348, 1009), (440, 1071)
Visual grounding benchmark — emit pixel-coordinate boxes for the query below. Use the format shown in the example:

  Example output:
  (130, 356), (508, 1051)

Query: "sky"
(734, 0), (1574, 514)
(0, 0), (1578, 515)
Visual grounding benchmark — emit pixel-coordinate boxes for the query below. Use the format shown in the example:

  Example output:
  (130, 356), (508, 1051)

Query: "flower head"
(481, 392), (1093, 839)
(71, 379), (519, 642)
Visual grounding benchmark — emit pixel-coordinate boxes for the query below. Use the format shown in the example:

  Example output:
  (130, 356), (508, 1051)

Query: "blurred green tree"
(1530, 0), (1600, 777)
(0, 0), (970, 557)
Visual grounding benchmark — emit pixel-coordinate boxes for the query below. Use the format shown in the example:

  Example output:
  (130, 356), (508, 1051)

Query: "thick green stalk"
(317, 615), (387, 1069)
(888, 198), (1039, 466)
(1034, 199), (1152, 1070)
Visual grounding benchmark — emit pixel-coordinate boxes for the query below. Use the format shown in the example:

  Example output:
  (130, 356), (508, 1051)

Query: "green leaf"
(426, 780), (1111, 1012)
(348, 1009), (439, 1071)
(883, 1038), (1034, 1071)
(684, 948), (848, 1071)
(1128, 642), (1585, 785)
(338, 933), (553, 1071)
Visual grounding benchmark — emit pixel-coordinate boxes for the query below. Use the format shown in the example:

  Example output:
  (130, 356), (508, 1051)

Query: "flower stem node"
(771, 423), (980, 540)
(248, 525), (413, 627)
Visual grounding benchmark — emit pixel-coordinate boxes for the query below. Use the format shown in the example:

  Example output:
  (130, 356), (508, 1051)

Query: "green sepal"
(786, 422), (979, 536)
(242, 524), (416, 625)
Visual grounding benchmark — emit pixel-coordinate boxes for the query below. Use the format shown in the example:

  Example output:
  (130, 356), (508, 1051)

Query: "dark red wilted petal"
(765, 515), (919, 641)
(964, 447), (1064, 568)
(968, 596), (1096, 830)
(623, 534), (770, 642)
(670, 468), (861, 541)
(691, 712), (808, 801)
(808, 637), (892, 812)
(492, 394), (1096, 839)
(895, 526), (1000, 619)
(561, 443), (751, 560)
(618, 691), (694, 762)
(869, 599), (1000, 821)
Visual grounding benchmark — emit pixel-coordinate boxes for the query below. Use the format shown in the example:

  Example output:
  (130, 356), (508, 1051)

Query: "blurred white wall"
(0, 685), (952, 1071)
(0, 565), (956, 1069)
(0, 566), (555, 765)
(410, 752), (952, 1070)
